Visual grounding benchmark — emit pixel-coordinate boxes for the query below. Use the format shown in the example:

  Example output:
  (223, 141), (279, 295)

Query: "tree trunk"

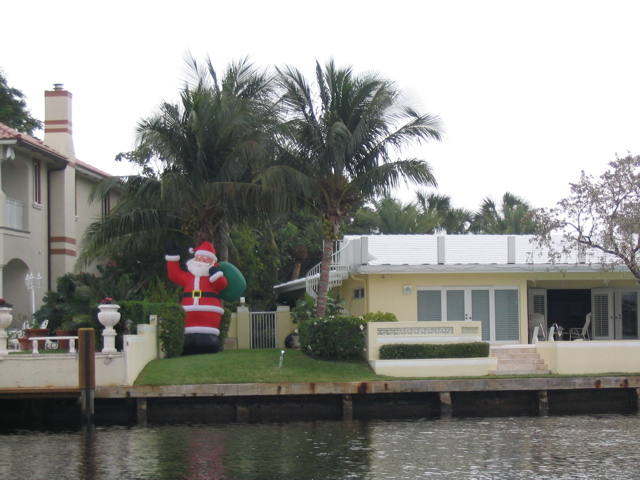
(316, 238), (333, 317)
(291, 262), (302, 281)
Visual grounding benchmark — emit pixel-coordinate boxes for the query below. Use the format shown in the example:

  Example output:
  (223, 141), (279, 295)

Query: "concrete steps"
(489, 346), (551, 375)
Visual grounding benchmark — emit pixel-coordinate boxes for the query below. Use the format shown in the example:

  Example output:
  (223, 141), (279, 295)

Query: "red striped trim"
(50, 248), (76, 257)
(50, 236), (76, 244)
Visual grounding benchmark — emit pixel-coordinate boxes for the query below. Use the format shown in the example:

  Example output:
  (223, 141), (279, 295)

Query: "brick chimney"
(44, 84), (76, 162)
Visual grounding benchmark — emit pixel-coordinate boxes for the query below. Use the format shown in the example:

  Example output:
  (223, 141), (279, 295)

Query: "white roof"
(274, 234), (627, 293)
(342, 234), (618, 271)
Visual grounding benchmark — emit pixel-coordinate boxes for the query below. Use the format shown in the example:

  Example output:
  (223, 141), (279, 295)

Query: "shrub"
(298, 315), (367, 360)
(291, 291), (346, 324)
(362, 311), (398, 323)
(157, 304), (185, 358)
(379, 342), (490, 360)
(218, 307), (232, 351)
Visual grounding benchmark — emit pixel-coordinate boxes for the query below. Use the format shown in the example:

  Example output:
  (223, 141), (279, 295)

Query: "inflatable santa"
(165, 240), (232, 355)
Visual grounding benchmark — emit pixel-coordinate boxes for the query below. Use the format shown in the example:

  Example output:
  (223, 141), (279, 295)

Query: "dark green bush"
(218, 307), (232, 351)
(157, 304), (185, 358)
(362, 311), (398, 322)
(379, 342), (490, 360)
(298, 315), (367, 360)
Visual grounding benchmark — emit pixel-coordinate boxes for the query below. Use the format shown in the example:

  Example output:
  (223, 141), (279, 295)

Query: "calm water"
(1, 415), (640, 479)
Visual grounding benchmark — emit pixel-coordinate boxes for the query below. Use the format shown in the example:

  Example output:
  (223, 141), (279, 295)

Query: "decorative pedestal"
(97, 304), (121, 353)
(0, 307), (13, 355)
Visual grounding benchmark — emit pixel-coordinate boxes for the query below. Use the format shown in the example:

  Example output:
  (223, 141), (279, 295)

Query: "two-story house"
(0, 85), (114, 323)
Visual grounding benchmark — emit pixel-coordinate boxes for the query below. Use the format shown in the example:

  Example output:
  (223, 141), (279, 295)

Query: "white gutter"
(353, 263), (631, 275)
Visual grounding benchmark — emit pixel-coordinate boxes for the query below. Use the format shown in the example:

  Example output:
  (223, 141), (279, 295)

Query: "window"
(33, 161), (41, 204)
(5, 198), (23, 229)
(102, 193), (111, 217)
(417, 286), (519, 342)
(353, 287), (365, 299)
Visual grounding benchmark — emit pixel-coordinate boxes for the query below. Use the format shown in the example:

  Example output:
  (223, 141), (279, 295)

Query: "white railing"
(27, 336), (78, 354)
(305, 239), (351, 298)
(5, 198), (23, 230)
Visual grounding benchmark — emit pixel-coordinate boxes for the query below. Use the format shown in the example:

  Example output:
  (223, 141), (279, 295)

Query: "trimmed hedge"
(157, 304), (186, 358)
(298, 315), (367, 360)
(379, 342), (490, 360)
(362, 311), (398, 323)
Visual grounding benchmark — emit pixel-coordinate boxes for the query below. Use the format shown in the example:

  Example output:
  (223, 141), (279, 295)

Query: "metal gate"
(250, 312), (277, 348)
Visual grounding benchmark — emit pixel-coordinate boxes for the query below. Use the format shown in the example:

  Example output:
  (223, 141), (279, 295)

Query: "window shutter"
(418, 290), (442, 321)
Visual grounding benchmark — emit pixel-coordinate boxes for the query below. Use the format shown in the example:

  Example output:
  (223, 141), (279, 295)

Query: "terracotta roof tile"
(76, 159), (112, 178)
(0, 122), (66, 160)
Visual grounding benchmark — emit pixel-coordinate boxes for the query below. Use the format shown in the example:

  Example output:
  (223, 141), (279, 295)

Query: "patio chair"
(7, 329), (21, 350)
(529, 313), (546, 343)
(569, 313), (591, 341)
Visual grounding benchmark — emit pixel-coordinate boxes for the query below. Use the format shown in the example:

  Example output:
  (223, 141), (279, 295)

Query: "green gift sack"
(218, 262), (247, 303)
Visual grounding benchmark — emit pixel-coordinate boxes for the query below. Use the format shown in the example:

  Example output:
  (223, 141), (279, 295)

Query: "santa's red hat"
(190, 241), (217, 261)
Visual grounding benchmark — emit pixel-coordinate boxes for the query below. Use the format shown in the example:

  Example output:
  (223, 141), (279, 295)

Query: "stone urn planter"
(97, 303), (121, 353)
(0, 306), (12, 355)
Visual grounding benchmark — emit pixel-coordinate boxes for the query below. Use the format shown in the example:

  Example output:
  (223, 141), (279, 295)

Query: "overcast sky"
(4, 0), (640, 211)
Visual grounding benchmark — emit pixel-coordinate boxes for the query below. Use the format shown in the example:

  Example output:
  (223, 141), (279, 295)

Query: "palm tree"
(470, 192), (536, 234)
(271, 61), (443, 316)
(415, 191), (473, 234)
(347, 196), (439, 234)
(79, 56), (282, 266)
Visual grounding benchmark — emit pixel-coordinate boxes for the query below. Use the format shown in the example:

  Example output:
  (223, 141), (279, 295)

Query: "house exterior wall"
(74, 173), (110, 274)
(0, 149), (58, 321)
(0, 86), (118, 323)
(337, 270), (638, 345)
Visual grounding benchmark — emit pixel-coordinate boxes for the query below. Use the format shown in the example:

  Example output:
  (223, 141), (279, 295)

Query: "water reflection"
(1, 415), (640, 479)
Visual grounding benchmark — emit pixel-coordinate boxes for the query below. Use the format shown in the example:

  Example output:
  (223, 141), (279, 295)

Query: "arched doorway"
(3, 258), (31, 329)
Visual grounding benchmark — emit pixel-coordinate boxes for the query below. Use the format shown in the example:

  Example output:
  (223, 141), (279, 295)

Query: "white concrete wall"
(366, 321), (483, 361)
(370, 358), (498, 377)
(0, 323), (159, 388)
(123, 324), (159, 386)
(536, 340), (640, 375)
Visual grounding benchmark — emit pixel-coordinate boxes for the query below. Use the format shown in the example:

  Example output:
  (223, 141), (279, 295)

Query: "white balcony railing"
(5, 198), (23, 230)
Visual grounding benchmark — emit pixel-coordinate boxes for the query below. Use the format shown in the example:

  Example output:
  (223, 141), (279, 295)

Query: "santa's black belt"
(183, 291), (220, 299)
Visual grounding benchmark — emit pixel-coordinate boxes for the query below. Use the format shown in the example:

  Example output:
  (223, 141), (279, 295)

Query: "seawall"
(1, 376), (639, 429)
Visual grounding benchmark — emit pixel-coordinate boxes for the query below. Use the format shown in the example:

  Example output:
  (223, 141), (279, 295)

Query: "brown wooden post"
(78, 328), (96, 425)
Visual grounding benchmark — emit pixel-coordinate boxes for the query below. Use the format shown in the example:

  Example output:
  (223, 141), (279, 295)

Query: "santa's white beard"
(187, 259), (211, 277)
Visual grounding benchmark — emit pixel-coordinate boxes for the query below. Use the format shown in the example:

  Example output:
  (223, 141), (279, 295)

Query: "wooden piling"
(137, 398), (148, 426)
(78, 328), (95, 425)
(342, 395), (353, 420)
(538, 390), (549, 416)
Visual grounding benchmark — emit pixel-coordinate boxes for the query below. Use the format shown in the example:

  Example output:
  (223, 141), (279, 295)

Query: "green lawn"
(135, 349), (398, 386)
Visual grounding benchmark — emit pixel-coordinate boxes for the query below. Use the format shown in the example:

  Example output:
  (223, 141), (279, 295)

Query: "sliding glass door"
(417, 286), (519, 342)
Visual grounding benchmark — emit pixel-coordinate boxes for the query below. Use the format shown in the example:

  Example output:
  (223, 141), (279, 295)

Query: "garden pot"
(18, 336), (30, 351)
(26, 328), (49, 349)
(55, 329), (77, 349)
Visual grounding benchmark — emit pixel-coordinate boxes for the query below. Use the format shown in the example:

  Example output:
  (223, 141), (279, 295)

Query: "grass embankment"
(135, 349), (396, 386)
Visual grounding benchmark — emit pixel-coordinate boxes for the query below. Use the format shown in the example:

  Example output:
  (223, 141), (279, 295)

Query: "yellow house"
(0, 85), (116, 322)
(276, 234), (639, 345)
